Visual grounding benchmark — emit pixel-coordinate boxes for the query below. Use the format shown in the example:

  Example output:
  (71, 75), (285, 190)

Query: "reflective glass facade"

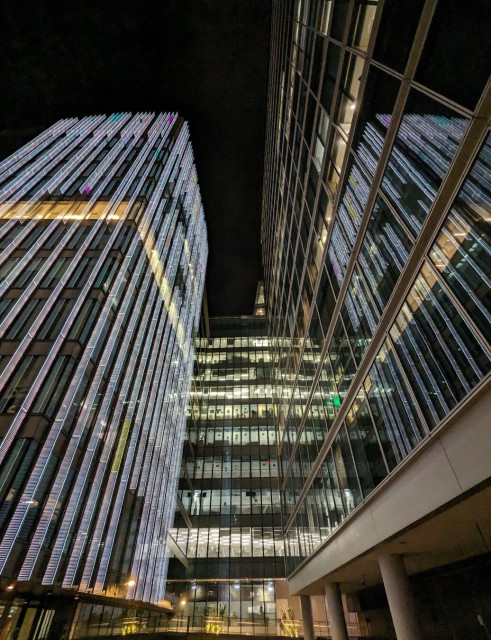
(0, 113), (207, 606)
(262, 0), (491, 575)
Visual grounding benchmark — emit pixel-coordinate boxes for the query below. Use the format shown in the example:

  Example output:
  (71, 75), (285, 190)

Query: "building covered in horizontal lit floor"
(0, 112), (207, 636)
(167, 316), (289, 635)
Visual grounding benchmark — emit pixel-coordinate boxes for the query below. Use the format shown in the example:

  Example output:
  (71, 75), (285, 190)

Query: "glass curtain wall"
(263, 0), (490, 575)
(168, 317), (288, 634)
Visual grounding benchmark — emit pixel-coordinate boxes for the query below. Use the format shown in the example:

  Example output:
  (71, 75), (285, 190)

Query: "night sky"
(0, 0), (271, 316)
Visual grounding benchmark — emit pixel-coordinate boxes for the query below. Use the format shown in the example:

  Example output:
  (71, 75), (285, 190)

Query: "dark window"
(373, 0), (425, 72)
(351, 66), (400, 155)
(330, 0), (350, 41)
(415, 0), (491, 110)
(320, 43), (341, 115)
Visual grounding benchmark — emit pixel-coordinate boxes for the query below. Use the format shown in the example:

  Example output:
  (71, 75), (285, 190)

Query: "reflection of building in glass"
(0, 1), (490, 637)
(0, 113), (207, 612)
(263, 1), (490, 637)
(275, 112), (490, 574)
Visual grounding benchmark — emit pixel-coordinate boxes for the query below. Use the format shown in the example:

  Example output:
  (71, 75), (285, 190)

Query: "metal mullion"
(409, 80), (474, 119)
(283, 78), (491, 534)
(303, 26), (317, 95)
(357, 383), (393, 479)
(341, 0), (357, 45)
(375, 185), (417, 245)
(279, 0), (439, 492)
(338, 417), (365, 506)
(345, 253), (382, 342)
(424, 258), (491, 360)
(383, 332), (430, 438)
(367, 59), (405, 85)
(281, 310), (358, 493)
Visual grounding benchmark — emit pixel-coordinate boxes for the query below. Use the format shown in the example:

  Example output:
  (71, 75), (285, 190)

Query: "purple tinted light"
(85, 186), (91, 195)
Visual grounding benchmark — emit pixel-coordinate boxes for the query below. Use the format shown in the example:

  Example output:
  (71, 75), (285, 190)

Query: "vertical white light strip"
(0, 113), (207, 607)
(6, 116), (169, 576)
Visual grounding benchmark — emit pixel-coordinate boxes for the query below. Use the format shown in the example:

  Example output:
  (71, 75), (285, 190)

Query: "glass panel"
(346, 389), (388, 496)
(4, 298), (45, 340)
(312, 106), (330, 172)
(342, 264), (379, 364)
(335, 155), (371, 245)
(429, 134), (491, 339)
(321, 449), (345, 528)
(373, 0), (425, 72)
(32, 356), (77, 418)
(381, 91), (469, 236)
(332, 429), (362, 513)
(348, 0), (378, 51)
(12, 257), (46, 288)
(40, 257), (71, 288)
(320, 43), (341, 115)
(365, 341), (426, 470)
(415, 0), (490, 110)
(327, 221), (350, 289)
(330, 0), (350, 41)
(328, 128), (347, 175)
(0, 355), (45, 414)
(335, 53), (365, 136)
(359, 195), (414, 312)
(389, 263), (491, 428)
(310, 35), (326, 95)
(328, 318), (356, 403)
(351, 66), (401, 164)
(37, 298), (75, 340)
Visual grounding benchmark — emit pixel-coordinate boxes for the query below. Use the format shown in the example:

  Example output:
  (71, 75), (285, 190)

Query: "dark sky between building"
(0, 0), (271, 316)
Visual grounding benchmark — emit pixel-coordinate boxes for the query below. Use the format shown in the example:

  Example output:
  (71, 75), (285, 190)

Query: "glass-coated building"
(167, 316), (288, 635)
(0, 2), (489, 637)
(0, 112), (207, 618)
(263, 1), (490, 638)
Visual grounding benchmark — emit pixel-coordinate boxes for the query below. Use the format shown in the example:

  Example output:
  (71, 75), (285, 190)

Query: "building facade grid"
(262, 0), (490, 575)
(0, 112), (207, 606)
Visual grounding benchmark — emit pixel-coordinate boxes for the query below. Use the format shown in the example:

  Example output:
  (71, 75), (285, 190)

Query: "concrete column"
(300, 595), (315, 640)
(379, 554), (421, 640)
(324, 583), (349, 640)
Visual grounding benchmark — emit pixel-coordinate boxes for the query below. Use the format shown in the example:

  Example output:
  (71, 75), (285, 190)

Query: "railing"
(70, 615), (364, 638)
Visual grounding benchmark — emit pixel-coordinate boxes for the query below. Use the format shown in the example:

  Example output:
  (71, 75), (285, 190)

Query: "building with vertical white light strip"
(0, 113), (207, 610)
